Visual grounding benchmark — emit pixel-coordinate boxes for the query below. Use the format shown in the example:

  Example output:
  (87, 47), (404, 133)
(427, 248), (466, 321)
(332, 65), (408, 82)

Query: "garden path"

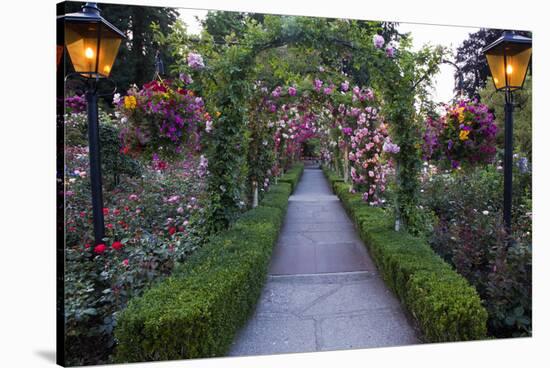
(229, 167), (419, 356)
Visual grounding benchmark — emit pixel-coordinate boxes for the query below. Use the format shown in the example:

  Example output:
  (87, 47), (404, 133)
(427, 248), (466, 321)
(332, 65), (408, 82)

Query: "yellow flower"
(459, 129), (470, 141)
(124, 95), (137, 110)
(215, 111), (221, 118)
(456, 107), (465, 123)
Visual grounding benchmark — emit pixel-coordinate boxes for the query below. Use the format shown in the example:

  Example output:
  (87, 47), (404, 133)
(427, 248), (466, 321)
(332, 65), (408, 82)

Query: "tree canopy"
(64, 2), (179, 91)
(453, 28), (531, 99)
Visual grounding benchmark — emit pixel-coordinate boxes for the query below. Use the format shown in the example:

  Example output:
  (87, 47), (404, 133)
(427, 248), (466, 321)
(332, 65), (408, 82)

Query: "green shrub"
(323, 168), (488, 342)
(114, 189), (291, 363)
(261, 183), (292, 212)
(322, 164), (345, 191)
(279, 163), (304, 192)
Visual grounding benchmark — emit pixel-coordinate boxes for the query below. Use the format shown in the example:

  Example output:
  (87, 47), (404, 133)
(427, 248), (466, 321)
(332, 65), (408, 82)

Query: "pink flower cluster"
(373, 34), (385, 49)
(187, 52), (205, 70)
(349, 120), (398, 204)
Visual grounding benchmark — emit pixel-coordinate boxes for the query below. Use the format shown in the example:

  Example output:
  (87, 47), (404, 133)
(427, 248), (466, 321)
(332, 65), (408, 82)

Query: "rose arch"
(153, 16), (444, 233)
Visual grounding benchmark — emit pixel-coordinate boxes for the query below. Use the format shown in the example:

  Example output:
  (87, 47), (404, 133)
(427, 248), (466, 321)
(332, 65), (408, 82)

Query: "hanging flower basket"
(115, 79), (210, 159)
(423, 100), (498, 168)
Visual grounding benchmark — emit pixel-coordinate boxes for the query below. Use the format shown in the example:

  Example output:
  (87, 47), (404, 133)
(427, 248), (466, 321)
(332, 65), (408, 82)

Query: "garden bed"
(114, 165), (302, 362)
(322, 166), (488, 342)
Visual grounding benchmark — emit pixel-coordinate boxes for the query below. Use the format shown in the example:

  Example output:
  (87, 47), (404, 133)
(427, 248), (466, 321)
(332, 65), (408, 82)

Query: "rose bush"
(421, 164), (532, 338)
(64, 92), (210, 364)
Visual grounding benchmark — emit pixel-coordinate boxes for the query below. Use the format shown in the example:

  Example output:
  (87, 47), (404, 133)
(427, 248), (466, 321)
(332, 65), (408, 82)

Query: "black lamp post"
(482, 30), (532, 233)
(59, 3), (125, 244)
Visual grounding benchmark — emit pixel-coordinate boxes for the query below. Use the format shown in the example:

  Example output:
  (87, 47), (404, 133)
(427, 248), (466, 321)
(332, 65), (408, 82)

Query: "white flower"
(205, 120), (213, 133)
(113, 93), (121, 104)
(482, 210), (489, 215)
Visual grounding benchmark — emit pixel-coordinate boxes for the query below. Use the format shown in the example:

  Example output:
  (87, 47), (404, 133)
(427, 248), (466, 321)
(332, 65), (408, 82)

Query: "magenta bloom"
(373, 34), (384, 49)
(341, 80), (350, 92)
(179, 73), (193, 84)
(271, 86), (282, 98)
(314, 79), (323, 91)
(187, 52), (204, 70)
(342, 127), (353, 136)
(288, 86), (297, 96)
(383, 141), (400, 154)
(386, 45), (395, 58)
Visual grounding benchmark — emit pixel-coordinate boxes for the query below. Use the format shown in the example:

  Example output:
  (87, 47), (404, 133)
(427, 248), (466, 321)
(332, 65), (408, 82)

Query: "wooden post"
(343, 145), (349, 183)
(252, 181), (258, 208)
(394, 161), (401, 231)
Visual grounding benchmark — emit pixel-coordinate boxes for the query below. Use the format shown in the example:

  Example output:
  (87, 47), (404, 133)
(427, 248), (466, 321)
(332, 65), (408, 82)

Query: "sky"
(397, 22), (478, 103)
(177, 8), (478, 103)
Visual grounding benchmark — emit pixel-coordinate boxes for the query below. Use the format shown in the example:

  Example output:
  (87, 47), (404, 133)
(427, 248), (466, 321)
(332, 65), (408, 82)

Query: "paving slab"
(281, 221), (356, 233)
(229, 168), (419, 357)
(229, 315), (317, 356)
(300, 278), (401, 316)
(318, 309), (419, 350)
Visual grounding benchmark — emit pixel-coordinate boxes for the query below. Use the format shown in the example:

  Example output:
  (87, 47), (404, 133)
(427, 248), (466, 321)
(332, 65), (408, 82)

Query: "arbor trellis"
(154, 15), (444, 233)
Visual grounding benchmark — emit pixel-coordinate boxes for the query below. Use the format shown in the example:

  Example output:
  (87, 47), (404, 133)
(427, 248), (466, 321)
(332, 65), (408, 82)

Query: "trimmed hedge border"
(321, 165), (488, 342)
(278, 163), (305, 192)
(114, 165), (300, 363)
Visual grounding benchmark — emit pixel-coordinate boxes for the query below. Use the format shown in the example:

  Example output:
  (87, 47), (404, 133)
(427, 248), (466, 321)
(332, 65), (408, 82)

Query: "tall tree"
(454, 28), (531, 99)
(201, 11), (264, 48)
(63, 2), (179, 91)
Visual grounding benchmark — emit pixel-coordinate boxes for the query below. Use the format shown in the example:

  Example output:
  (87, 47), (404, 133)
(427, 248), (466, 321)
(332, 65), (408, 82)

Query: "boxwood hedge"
(322, 165), (488, 342)
(278, 163), (304, 192)
(114, 170), (299, 363)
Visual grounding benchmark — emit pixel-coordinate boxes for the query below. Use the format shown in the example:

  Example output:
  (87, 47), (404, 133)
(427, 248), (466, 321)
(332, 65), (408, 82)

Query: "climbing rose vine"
(187, 52), (205, 70)
(349, 117), (397, 205)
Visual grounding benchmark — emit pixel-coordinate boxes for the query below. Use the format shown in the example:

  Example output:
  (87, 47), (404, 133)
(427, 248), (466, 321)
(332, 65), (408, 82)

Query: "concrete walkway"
(229, 168), (419, 356)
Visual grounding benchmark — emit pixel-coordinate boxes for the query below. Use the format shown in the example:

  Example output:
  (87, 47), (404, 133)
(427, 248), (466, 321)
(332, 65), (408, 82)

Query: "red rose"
(168, 227), (177, 235)
(111, 241), (123, 250)
(114, 209), (120, 216)
(84, 243), (91, 249)
(103, 208), (109, 215)
(106, 223), (114, 229)
(94, 244), (106, 254)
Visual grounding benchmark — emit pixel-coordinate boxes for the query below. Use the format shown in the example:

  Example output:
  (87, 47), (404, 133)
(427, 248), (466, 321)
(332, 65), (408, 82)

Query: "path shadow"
(34, 350), (56, 364)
